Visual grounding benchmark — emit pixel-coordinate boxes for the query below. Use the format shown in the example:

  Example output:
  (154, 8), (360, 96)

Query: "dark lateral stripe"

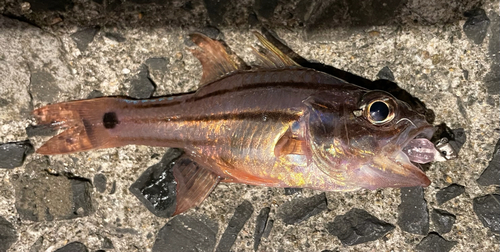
(119, 137), (210, 146)
(125, 110), (301, 124)
(134, 81), (342, 110)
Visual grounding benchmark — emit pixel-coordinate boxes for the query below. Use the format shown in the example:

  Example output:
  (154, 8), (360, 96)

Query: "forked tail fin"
(33, 97), (125, 155)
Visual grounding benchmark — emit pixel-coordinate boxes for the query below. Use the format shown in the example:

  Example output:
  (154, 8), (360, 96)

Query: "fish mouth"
(357, 125), (436, 190)
(389, 125), (437, 187)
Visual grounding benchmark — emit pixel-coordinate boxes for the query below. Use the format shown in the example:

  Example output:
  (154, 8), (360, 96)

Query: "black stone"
(87, 90), (104, 99)
(54, 241), (88, 252)
(109, 180), (117, 194)
(473, 194), (500, 234)
(216, 200), (254, 252)
(104, 32), (126, 43)
(0, 97), (8, 107)
(70, 177), (94, 218)
(278, 192), (327, 225)
(0, 140), (33, 169)
(477, 138), (500, 186)
(129, 148), (183, 218)
(26, 124), (58, 137)
(128, 65), (155, 99)
(436, 184), (465, 205)
(448, 128), (466, 156)
(304, 0), (404, 41)
(30, 236), (44, 252)
(397, 187), (429, 235)
(254, 0), (278, 20)
(463, 8), (490, 45)
(254, 207), (271, 251)
(152, 215), (218, 252)
(145, 58), (169, 88)
(262, 219), (274, 239)
(30, 69), (61, 103)
(0, 216), (18, 252)
(13, 159), (94, 221)
(101, 236), (114, 249)
(415, 232), (457, 252)
(93, 173), (107, 193)
(26, 0), (74, 12)
(377, 66), (395, 81)
(431, 209), (456, 234)
(326, 208), (394, 246)
(484, 13), (500, 95)
(284, 187), (302, 195)
(70, 26), (100, 52)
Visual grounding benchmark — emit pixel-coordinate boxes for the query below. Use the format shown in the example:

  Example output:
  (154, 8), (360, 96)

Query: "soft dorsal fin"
(252, 32), (299, 68)
(189, 33), (243, 85)
(172, 155), (220, 215)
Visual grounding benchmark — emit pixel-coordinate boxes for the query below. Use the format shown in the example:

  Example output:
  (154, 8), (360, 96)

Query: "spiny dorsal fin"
(252, 32), (299, 68)
(189, 33), (243, 85)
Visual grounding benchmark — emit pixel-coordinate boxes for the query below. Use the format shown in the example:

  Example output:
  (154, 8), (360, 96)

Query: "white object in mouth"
(402, 138), (447, 163)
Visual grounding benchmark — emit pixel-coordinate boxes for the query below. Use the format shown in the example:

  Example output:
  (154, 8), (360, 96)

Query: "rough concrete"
(0, 0), (499, 251)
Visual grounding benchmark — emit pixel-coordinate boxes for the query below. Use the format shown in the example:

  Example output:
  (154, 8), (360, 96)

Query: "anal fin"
(172, 155), (220, 215)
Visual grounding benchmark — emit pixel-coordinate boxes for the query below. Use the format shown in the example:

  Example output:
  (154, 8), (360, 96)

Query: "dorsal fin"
(252, 32), (299, 68)
(189, 33), (243, 85)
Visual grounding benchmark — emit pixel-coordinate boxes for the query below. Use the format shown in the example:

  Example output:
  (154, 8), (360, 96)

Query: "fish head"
(305, 89), (435, 190)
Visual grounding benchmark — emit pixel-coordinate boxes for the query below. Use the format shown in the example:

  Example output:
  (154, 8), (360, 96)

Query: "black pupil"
(369, 101), (389, 122)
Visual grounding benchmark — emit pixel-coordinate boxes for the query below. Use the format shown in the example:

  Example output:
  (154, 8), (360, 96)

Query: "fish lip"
(400, 125), (435, 150)
(393, 125), (435, 187)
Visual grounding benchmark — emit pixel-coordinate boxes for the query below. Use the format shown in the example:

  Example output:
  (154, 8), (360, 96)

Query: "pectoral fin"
(274, 125), (311, 166)
(172, 156), (220, 215)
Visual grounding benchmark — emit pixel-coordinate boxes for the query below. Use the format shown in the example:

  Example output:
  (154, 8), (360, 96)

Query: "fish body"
(33, 33), (437, 215)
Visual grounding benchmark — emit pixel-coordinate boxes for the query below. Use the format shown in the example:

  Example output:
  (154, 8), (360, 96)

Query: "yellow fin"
(252, 32), (299, 68)
(189, 33), (243, 85)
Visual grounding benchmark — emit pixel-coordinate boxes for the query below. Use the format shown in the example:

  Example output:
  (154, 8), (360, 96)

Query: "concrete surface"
(0, 0), (499, 251)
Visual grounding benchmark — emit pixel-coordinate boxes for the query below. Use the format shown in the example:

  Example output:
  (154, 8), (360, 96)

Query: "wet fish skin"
(32, 32), (435, 214)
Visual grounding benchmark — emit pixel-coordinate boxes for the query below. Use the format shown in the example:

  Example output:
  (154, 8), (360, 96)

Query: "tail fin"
(33, 97), (124, 155)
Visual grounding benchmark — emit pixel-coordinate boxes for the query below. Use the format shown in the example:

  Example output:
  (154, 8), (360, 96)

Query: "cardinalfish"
(32, 32), (449, 215)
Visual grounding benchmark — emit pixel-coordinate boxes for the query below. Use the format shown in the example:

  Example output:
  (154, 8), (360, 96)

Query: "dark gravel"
(0, 140), (33, 169)
(463, 8), (490, 44)
(152, 215), (218, 252)
(70, 26), (100, 52)
(277, 192), (327, 225)
(54, 242), (88, 252)
(0, 216), (18, 252)
(431, 209), (456, 234)
(326, 208), (395, 246)
(93, 173), (107, 193)
(477, 138), (500, 186)
(129, 148), (183, 218)
(128, 64), (156, 99)
(254, 207), (271, 251)
(436, 184), (465, 205)
(397, 187), (429, 235)
(216, 200), (254, 252)
(473, 194), (500, 234)
(415, 232), (457, 252)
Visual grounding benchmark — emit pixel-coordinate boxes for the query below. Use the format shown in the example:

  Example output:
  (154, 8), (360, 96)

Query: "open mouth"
(401, 126), (445, 164)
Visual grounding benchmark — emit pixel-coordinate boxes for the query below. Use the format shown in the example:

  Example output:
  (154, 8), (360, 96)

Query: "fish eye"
(365, 99), (395, 125)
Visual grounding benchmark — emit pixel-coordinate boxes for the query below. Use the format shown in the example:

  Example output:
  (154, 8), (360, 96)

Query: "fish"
(32, 32), (444, 215)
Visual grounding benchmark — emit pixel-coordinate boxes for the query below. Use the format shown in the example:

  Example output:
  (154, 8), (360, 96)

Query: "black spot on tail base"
(103, 112), (119, 129)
